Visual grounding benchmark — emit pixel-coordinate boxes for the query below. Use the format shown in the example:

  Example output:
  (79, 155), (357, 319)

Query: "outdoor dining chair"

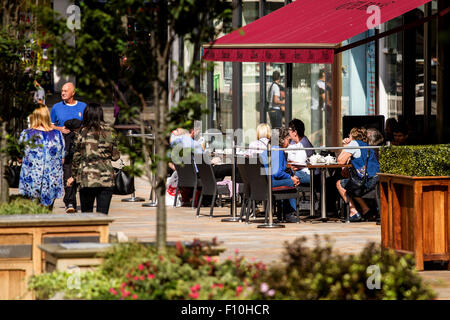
(196, 163), (231, 218)
(245, 160), (301, 223)
(236, 157), (254, 223)
(173, 161), (201, 209)
(340, 183), (381, 223)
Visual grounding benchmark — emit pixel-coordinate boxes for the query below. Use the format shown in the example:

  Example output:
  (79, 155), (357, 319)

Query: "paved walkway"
(49, 176), (450, 300)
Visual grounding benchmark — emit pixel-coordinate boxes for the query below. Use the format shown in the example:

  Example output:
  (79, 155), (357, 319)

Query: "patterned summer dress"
(19, 129), (65, 206)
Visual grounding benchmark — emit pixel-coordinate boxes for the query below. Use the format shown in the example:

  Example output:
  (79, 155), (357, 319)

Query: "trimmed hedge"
(379, 144), (450, 177)
(0, 196), (52, 215)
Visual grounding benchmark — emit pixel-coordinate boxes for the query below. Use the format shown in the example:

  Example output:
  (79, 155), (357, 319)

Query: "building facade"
(184, 0), (449, 146)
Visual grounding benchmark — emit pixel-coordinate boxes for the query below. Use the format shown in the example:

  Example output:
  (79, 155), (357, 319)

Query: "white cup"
(325, 155), (336, 164)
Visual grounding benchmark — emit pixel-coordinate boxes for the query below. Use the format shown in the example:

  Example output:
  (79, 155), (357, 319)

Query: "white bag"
(165, 172), (181, 207)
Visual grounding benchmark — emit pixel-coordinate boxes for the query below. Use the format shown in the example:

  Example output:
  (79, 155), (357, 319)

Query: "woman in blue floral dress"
(19, 106), (65, 208)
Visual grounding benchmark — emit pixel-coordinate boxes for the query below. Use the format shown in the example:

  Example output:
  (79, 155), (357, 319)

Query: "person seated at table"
(170, 126), (239, 181)
(286, 119), (311, 185)
(384, 117), (397, 144)
(366, 127), (384, 160)
(288, 118), (315, 157)
(336, 127), (380, 222)
(260, 127), (300, 222)
(392, 122), (411, 146)
(247, 123), (271, 157)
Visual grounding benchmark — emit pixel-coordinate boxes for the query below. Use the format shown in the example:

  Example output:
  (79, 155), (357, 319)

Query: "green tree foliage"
(0, 1), (49, 202)
(36, 0), (232, 249)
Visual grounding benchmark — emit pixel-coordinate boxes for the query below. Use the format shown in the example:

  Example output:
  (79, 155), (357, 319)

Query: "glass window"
(265, 0), (284, 14)
(209, 14), (233, 133)
(292, 63), (331, 147)
(430, 0), (438, 116)
(210, 61), (233, 132)
(381, 17), (403, 120)
(241, 1), (260, 144)
(415, 6), (425, 116)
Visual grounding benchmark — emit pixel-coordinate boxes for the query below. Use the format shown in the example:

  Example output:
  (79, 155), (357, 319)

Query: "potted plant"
(378, 144), (450, 271)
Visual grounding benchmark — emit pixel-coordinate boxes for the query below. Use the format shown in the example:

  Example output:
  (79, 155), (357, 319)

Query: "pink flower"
(235, 249), (239, 255)
(188, 292), (199, 299)
(109, 288), (117, 295)
(140, 275), (145, 280)
(121, 282), (127, 288)
(260, 283), (269, 293)
(122, 290), (130, 298)
(191, 284), (201, 292)
(267, 289), (275, 297)
(138, 264), (145, 271)
(236, 286), (243, 296)
(133, 276), (139, 281)
(205, 256), (212, 263)
(147, 274), (155, 279)
(132, 294), (138, 299)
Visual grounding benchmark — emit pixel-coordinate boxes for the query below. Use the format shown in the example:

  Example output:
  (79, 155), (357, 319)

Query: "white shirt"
(344, 140), (361, 158)
(269, 83), (282, 110)
(247, 138), (269, 157)
(287, 142), (310, 174)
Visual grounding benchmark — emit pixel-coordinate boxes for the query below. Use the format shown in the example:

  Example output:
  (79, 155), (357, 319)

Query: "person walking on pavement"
(267, 70), (285, 129)
(67, 103), (120, 214)
(50, 82), (86, 213)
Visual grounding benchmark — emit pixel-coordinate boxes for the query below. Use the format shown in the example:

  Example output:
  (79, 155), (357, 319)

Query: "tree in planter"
(37, 0), (232, 250)
(0, 0), (49, 203)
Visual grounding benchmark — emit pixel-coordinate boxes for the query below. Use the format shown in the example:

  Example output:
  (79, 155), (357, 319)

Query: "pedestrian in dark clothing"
(62, 119), (82, 212)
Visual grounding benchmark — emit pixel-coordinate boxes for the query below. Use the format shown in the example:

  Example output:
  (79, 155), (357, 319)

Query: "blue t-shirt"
(50, 101), (86, 127)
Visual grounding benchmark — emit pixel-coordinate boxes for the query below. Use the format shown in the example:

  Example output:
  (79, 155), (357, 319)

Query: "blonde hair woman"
(19, 106), (65, 208)
(247, 123), (271, 157)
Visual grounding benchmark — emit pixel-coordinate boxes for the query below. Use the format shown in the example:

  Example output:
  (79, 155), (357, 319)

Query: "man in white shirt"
(267, 70), (285, 128)
(286, 119), (310, 185)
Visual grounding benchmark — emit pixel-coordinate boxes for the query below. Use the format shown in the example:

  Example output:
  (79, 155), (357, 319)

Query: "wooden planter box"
(38, 243), (114, 273)
(0, 214), (113, 300)
(378, 173), (450, 271)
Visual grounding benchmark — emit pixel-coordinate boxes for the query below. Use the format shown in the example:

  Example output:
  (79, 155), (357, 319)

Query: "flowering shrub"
(250, 236), (436, 300)
(28, 240), (265, 300)
(28, 237), (435, 300)
(104, 241), (266, 300)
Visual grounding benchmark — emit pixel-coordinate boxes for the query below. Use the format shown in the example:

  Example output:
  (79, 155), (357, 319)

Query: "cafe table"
(306, 163), (352, 222)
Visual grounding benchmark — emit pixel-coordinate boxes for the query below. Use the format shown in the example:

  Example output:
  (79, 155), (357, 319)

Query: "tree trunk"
(155, 52), (169, 252)
(0, 122), (10, 203)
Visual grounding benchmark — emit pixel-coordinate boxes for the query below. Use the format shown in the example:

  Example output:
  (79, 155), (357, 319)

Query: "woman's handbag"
(6, 162), (21, 188)
(113, 160), (135, 195)
(344, 149), (370, 197)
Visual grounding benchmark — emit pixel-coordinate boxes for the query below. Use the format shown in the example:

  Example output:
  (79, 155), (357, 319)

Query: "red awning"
(203, 0), (432, 64)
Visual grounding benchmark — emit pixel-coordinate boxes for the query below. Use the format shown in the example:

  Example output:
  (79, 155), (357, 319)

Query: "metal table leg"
(320, 168), (327, 221)
(309, 169), (315, 217)
(142, 137), (157, 207)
